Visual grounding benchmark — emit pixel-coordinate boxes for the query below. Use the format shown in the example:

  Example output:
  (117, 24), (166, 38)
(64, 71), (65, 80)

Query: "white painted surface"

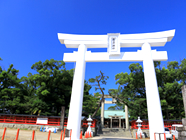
(125, 105), (129, 130)
(101, 99), (105, 127)
(104, 100), (113, 104)
(58, 29), (175, 48)
(85, 115), (93, 137)
(65, 44), (87, 140)
(142, 42), (165, 140)
(136, 117), (143, 138)
(58, 30), (175, 140)
(63, 50), (168, 62)
(36, 118), (48, 124)
(107, 33), (120, 55)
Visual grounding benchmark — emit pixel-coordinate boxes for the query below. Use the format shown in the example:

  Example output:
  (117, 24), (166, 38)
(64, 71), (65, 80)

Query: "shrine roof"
(104, 110), (125, 119)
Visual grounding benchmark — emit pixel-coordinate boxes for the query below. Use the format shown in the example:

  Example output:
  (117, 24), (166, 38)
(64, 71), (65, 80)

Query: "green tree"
(87, 71), (109, 118)
(179, 58), (186, 84)
(109, 61), (185, 120)
(157, 61), (184, 119)
(83, 93), (100, 117)
(22, 59), (74, 116)
(109, 63), (147, 119)
(0, 63), (26, 114)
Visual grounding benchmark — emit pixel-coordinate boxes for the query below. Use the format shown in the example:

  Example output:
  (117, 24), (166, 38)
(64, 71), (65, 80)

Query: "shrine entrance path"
(86, 136), (141, 140)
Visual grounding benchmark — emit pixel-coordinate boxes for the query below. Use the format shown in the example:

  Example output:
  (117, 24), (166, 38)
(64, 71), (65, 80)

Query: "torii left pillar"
(66, 44), (87, 140)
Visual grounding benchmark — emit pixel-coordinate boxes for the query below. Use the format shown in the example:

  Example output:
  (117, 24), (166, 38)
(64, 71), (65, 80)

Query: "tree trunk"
(92, 98), (103, 118)
(60, 106), (65, 130)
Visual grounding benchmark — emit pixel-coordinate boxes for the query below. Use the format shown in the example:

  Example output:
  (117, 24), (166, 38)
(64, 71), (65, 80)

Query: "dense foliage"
(0, 59), (92, 116)
(109, 59), (186, 120)
(0, 57), (186, 120)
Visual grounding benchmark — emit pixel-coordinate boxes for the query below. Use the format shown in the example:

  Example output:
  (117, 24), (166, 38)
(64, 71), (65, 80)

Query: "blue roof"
(104, 110), (125, 119)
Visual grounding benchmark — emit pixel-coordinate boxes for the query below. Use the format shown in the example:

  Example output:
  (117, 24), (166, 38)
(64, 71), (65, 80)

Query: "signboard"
(36, 118), (48, 124)
(107, 33), (120, 56)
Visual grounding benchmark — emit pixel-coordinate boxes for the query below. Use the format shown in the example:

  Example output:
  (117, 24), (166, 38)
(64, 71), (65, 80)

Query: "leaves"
(109, 60), (186, 120)
(84, 71), (108, 118)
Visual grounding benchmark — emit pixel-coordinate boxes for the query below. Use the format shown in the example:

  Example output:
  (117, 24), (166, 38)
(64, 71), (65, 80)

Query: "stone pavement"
(85, 136), (143, 140)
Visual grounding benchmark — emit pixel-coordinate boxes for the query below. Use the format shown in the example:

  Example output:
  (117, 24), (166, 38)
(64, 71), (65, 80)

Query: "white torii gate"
(58, 29), (175, 140)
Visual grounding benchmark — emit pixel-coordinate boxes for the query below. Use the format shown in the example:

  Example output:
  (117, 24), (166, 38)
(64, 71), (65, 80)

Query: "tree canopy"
(109, 59), (186, 120)
(0, 59), (92, 116)
(0, 57), (186, 120)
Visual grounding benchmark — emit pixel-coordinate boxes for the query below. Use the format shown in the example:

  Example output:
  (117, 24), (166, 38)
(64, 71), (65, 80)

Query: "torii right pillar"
(142, 42), (164, 140)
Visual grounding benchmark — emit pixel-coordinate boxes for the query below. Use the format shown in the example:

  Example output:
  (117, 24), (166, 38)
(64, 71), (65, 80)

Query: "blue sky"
(0, 0), (186, 110)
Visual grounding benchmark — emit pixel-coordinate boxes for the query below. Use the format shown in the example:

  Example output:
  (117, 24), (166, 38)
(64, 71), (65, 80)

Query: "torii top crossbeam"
(58, 29), (175, 48)
(58, 30), (175, 62)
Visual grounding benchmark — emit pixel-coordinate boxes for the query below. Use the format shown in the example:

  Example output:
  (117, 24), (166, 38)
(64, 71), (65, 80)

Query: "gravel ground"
(0, 128), (62, 140)
(0, 128), (150, 140)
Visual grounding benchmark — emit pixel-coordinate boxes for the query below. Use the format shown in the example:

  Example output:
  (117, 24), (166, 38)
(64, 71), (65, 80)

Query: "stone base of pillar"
(177, 118), (186, 140)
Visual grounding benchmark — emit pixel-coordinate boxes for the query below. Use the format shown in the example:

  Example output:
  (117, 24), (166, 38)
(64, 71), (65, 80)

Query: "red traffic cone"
(84, 132), (87, 138)
(80, 131), (82, 139)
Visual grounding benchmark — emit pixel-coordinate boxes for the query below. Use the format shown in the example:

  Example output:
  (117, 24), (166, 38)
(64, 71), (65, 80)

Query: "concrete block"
(24, 125), (30, 129)
(32, 127), (38, 130)
(182, 118), (186, 126)
(0, 124), (4, 128)
(20, 125), (25, 129)
(3, 124), (8, 128)
(16, 125), (21, 129)
(181, 131), (186, 136)
(28, 126), (32, 130)
(8, 124), (14, 128)
(177, 127), (183, 131)
(180, 137), (186, 140)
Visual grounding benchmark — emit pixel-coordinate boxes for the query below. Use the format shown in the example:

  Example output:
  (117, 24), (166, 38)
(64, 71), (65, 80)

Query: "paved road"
(86, 136), (150, 140)
(86, 136), (137, 140)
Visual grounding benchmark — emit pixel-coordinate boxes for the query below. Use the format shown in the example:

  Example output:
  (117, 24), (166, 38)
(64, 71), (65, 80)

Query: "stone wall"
(131, 129), (150, 138)
(177, 118), (186, 140)
(0, 123), (97, 136)
(177, 85), (186, 139)
(0, 123), (61, 130)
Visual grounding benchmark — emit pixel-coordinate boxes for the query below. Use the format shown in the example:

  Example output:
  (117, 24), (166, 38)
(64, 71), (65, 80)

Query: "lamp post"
(86, 115), (93, 137)
(136, 117), (143, 138)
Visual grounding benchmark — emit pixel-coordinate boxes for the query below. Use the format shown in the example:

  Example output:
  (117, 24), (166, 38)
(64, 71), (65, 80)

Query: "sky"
(0, 0), (186, 110)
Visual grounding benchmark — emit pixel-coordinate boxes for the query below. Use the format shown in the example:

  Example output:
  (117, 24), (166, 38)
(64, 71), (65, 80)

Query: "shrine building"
(103, 110), (125, 128)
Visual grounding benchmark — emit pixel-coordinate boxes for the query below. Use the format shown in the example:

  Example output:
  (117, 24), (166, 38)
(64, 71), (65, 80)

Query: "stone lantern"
(85, 115), (93, 136)
(136, 116), (143, 138)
